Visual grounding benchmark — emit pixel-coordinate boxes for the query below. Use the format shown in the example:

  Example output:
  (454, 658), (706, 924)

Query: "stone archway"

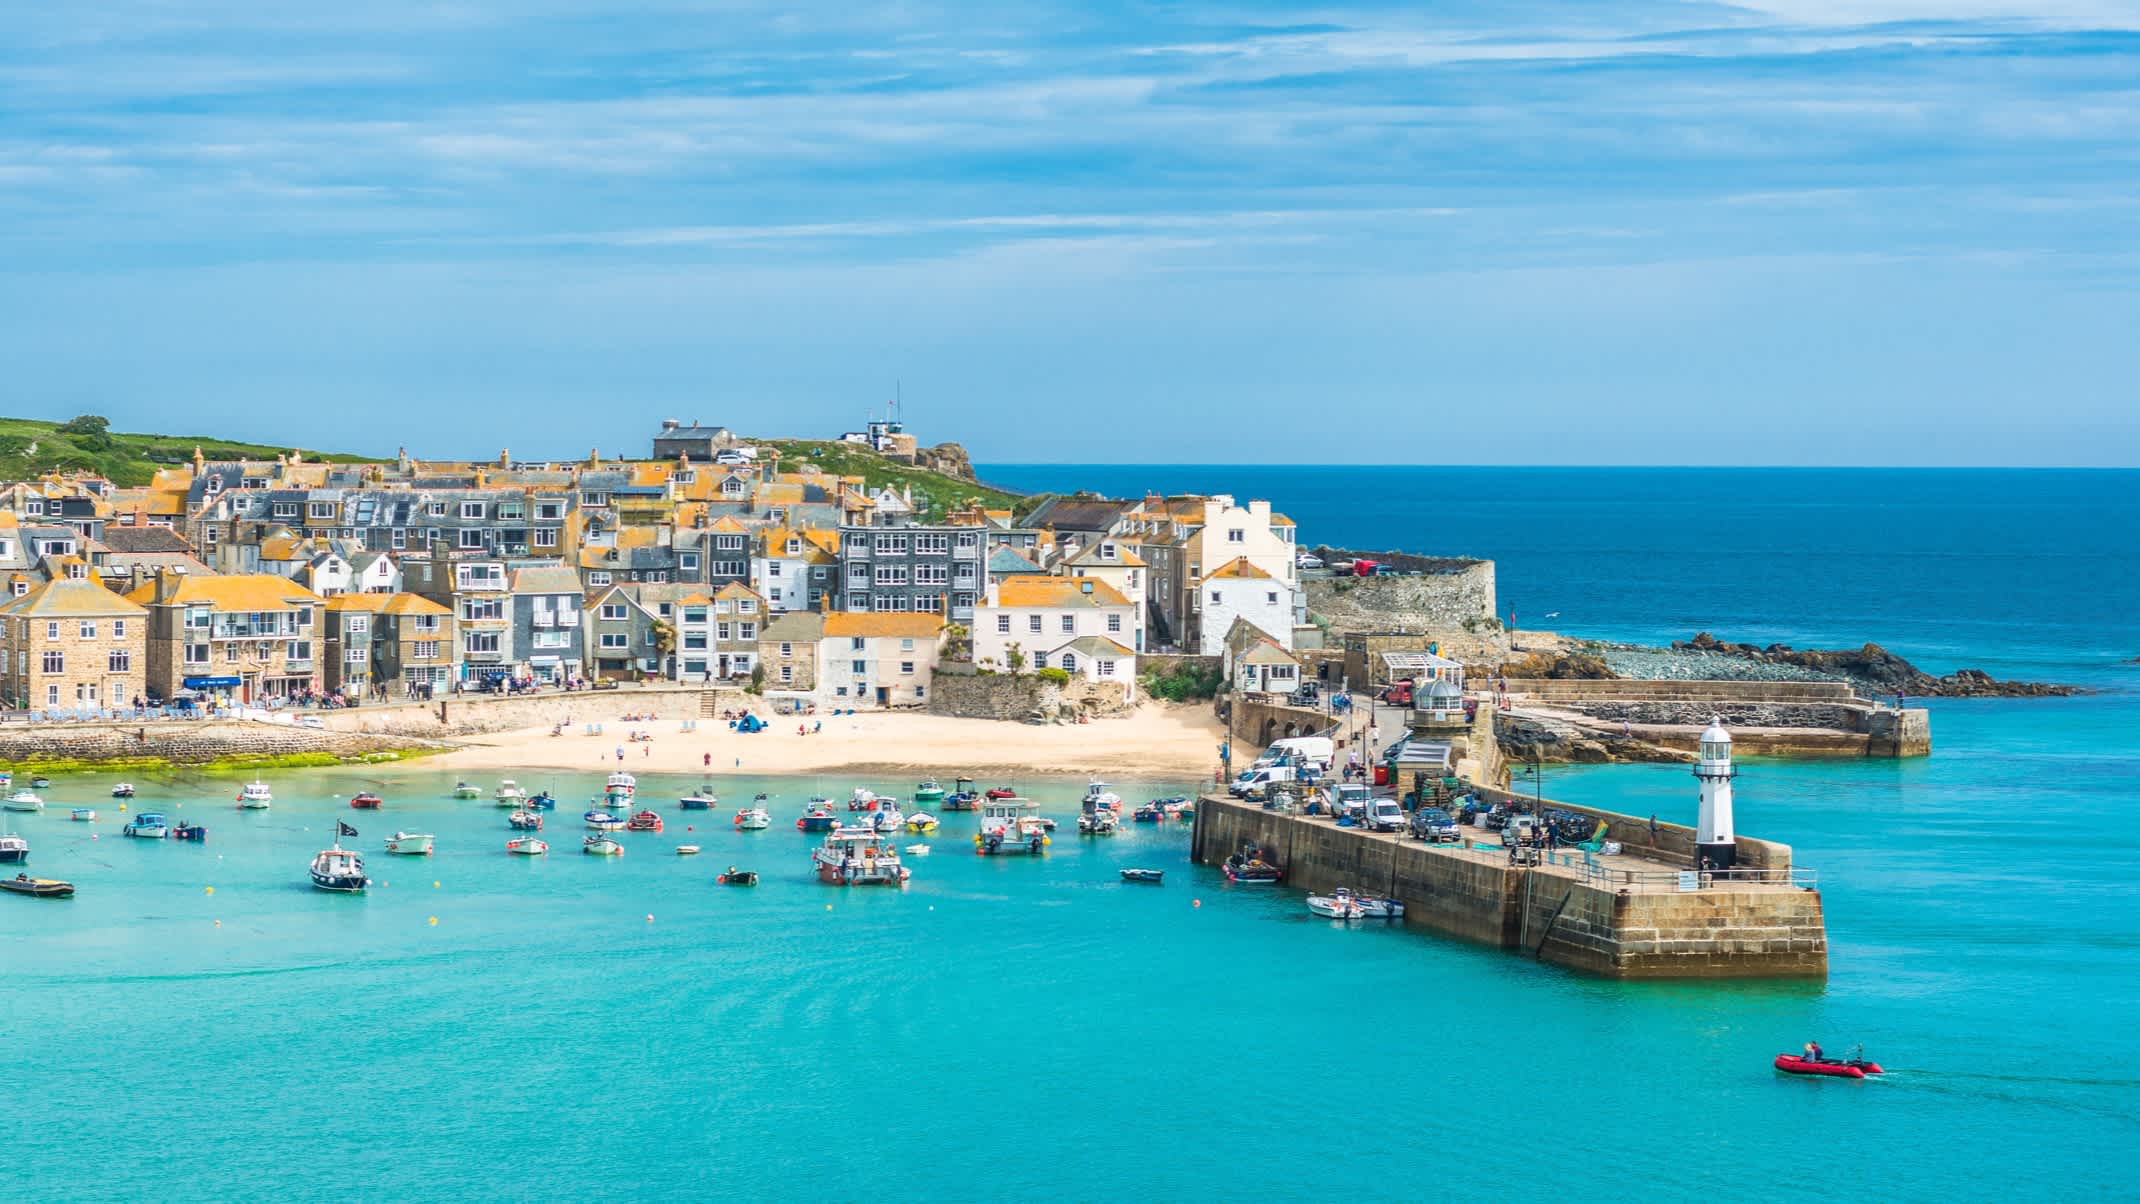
(1259, 717), (1278, 745)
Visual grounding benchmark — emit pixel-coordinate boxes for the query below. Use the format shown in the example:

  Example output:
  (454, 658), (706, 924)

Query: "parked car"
(1380, 679), (1415, 706)
(1364, 797), (1406, 833)
(1409, 807), (1460, 842)
(1297, 553), (1325, 570)
(1287, 681), (1322, 707)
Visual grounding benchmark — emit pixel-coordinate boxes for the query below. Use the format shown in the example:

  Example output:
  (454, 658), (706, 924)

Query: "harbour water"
(7, 468), (2139, 1200)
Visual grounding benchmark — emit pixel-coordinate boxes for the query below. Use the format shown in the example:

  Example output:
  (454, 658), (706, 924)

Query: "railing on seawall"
(1579, 862), (1819, 892)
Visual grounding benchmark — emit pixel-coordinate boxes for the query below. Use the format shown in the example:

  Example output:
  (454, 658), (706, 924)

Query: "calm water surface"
(8, 468), (2140, 1201)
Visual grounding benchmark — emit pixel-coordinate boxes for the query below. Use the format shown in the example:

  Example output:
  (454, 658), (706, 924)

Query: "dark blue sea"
(5, 468), (2135, 1201)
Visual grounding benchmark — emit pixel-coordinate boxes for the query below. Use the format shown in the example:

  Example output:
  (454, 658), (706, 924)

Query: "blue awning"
(183, 676), (243, 688)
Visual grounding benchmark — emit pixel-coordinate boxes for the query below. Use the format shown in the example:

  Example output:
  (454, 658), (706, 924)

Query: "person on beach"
(703, 752), (711, 768)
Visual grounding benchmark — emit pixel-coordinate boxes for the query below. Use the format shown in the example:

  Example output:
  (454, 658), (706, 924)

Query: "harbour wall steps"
(1192, 794), (1827, 980)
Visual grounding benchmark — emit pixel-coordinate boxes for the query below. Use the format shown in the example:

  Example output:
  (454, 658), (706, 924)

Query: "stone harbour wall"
(0, 719), (450, 767)
(925, 674), (1133, 722)
(309, 686), (745, 738)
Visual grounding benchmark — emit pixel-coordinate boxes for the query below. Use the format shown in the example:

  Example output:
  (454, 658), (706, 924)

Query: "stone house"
(0, 579), (148, 712)
(817, 612), (944, 708)
(757, 611), (824, 693)
(124, 571), (324, 704)
(402, 547), (513, 686)
(508, 564), (584, 684)
(585, 585), (663, 678)
(322, 592), (456, 696)
(671, 581), (763, 681)
(835, 518), (985, 623)
(651, 419), (734, 462)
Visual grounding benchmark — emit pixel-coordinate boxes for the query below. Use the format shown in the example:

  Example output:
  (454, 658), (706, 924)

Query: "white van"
(1257, 736), (1334, 769)
(1230, 765), (1299, 797)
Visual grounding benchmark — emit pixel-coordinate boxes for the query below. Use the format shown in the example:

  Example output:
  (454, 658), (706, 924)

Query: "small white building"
(751, 526), (838, 614)
(973, 575), (1138, 692)
(1234, 635), (1305, 696)
(1058, 537), (1148, 653)
(818, 611), (944, 708)
(1196, 557), (1293, 656)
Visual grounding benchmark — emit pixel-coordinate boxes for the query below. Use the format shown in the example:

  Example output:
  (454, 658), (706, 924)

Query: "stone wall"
(1505, 678), (1855, 702)
(0, 719), (449, 767)
(306, 685), (743, 738)
(925, 673), (1132, 722)
(1574, 700), (1863, 730)
(1303, 561), (1498, 639)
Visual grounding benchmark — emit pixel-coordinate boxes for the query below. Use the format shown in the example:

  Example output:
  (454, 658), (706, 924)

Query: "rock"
(1662, 635), (2081, 697)
(911, 441), (976, 482)
(1503, 651), (1617, 680)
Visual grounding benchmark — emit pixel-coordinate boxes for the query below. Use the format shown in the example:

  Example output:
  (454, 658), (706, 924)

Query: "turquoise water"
(10, 468), (2140, 1200)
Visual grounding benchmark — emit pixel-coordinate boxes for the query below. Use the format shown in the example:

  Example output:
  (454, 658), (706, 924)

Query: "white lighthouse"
(1692, 717), (1737, 872)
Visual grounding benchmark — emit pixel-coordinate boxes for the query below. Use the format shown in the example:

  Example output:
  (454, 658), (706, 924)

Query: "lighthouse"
(1692, 717), (1737, 872)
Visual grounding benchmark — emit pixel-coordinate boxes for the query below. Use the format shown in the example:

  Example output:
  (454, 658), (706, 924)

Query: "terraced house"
(321, 593), (456, 696)
(972, 576), (1138, 690)
(401, 547), (514, 687)
(0, 580), (148, 712)
(508, 564), (584, 684)
(126, 571), (324, 704)
(835, 517), (985, 622)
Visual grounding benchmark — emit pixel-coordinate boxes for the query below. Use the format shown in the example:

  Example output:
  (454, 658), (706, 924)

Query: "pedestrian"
(1649, 813), (1660, 844)
(615, 746), (625, 762)
(703, 752), (711, 769)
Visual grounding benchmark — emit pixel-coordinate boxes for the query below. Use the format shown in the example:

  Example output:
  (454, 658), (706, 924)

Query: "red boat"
(349, 793), (383, 810)
(1773, 1053), (1884, 1080)
(984, 787), (1018, 800)
(626, 810), (664, 833)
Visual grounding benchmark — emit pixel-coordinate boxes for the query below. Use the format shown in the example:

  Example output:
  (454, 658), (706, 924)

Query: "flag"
(337, 821), (358, 838)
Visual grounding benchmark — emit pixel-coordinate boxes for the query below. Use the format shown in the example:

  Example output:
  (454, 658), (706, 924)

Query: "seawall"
(0, 719), (454, 770)
(1191, 794), (1827, 979)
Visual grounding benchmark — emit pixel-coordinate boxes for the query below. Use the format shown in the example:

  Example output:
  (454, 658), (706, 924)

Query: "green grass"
(0, 414), (370, 488)
(753, 438), (1022, 521)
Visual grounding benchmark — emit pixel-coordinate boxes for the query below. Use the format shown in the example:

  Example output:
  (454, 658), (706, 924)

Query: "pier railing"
(1578, 862), (1819, 892)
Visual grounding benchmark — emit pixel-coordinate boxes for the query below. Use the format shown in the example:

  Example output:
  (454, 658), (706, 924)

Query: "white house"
(1197, 557), (1293, 656)
(1233, 632), (1305, 695)
(817, 612), (944, 708)
(750, 526), (838, 613)
(973, 575), (1137, 690)
(1185, 495), (1300, 650)
(1058, 537), (1147, 653)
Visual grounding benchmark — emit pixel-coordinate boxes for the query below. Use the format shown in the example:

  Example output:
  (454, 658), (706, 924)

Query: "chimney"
(499, 448), (510, 468)
(589, 447), (601, 467)
(192, 446), (205, 472)
(153, 567), (182, 605)
(1249, 499), (1271, 522)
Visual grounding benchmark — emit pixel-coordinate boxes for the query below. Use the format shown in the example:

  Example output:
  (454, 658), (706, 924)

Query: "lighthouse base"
(1696, 841), (1737, 873)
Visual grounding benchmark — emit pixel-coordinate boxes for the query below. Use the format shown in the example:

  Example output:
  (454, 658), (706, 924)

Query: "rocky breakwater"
(1666, 633), (2081, 697)
(1496, 710), (1694, 766)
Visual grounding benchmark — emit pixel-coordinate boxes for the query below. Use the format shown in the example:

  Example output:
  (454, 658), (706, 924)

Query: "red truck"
(1380, 678), (1415, 706)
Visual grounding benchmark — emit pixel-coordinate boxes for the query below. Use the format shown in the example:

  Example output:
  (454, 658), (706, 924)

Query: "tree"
(56, 414), (109, 437)
(1004, 641), (1027, 674)
(748, 664), (766, 694)
(648, 620), (676, 659)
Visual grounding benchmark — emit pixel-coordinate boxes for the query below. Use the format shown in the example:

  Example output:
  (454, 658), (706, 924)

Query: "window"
(739, 622), (756, 640)
(600, 603), (626, 620)
(347, 616), (369, 634)
(1027, 615), (1042, 633)
(413, 614), (440, 633)
(184, 644), (209, 666)
(914, 534), (949, 555)
(900, 661), (914, 675)
(914, 564), (948, 586)
(874, 565), (908, 586)
(779, 665), (793, 683)
(310, 502), (336, 520)
(581, 492), (609, 507)
(103, 647), (132, 673)
(589, 572), (611, 587)
(391, 528), (408, 550)
(534, 528), (558, 548)
(873, 533), (909, 554)
(1228, 529), (1244, 543)
(497, 501), (524, 521)
(285, 640), (311, 661)
(464, 598), (503, 621)
(851, 660), (867, 674)
(1034, 653), (1048, 669)
(679, 553), (699, 572)
(467, 632), (501, 654)
(427, 501), (447, 517)
(1210, 591), (1221, 604)
(457, 529), (485, 549)
(455, 563), (504, 590)
(1107, 614), (1122, 633)
(1060, 653), (1077, 673)
(346, 647), (367, 665)
(1061, 615), (1075, 633)
(459, 501), (485, 519)
(79, 621), (97, 639)
(600, 633), (628, 650)
(273, 502), (299, 518)
(713, 561), (746, 577)
(956, 532), (979, 549)
(1267, 592), (1279, 605)
(533, 630), (570, 648)
(536, 502), (564, 521)
(995, 615), (1011, 634)
(851, 637), (866, 650)
(45, 685), (58, 706)
(1097, 660), (1116, 677)
(40, 650), (63, 673)
(413, 641), (440, 659)
(46, 621), (59, 640)
(715, 535), (743, 551)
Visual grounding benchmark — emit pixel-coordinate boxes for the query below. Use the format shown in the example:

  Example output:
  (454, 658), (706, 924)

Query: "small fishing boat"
(172, 821), (208, 843)
(122, 812), (170, 839)
(1078, 786), (1121, 835)
(1307, 887), (1403, 920)
(110, 783), (136, 799)
(733, 804), (771, 830)
(508, 810), (544, 831)
(976, 797), (1050, 855)
(680, 786), (718, 810)
(30, 775), (51, 790)
(1223, 844), (1282, 884)
(527, 791), (557, 810)
(1774, 1049), (1884, 1080)
(865, 803), (904, 834)
(676, 845), (701, 855)
(1119, 868), (1165, 884)
(812, 826), (911, 885)
(506, 834), (549, 856)
(451, 781), (482, 799)
(1083, 780), (1124, 812)
(70, 807), (96, 823)
(583, 835), (625, 856)
(796, 801), (838, 832)
(984, 786), (1018, 800)
(904, 811), (938, 833)
(494, 780), (526, 806)
(236, 780), (272, 809)
(385, 831), (435, 855)
(0, 833), (26, 865)
(604, 771), (636, 804)
(942, 777), (980, 810)
(912, 778), (946, 805)
(1131, 803), (1166, 823)
(905, 842), (931, 856)
(1170, 801), (1196, 821)
(716, 867), (758, 885)
(4, 791), (43, 812)
(1, 873), (73, 898)
(310, 823), (369, 892)
(349, 792), (384, 810)
(626, 810), (664, 833)
(847, 788), (885, 812)
(583, 809), (627, 832)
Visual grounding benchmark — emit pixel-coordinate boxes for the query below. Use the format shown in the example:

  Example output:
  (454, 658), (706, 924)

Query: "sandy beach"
(419, 702), (1228, 782)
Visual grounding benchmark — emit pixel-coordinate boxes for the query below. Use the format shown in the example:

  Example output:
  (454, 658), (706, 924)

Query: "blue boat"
(173, 822), (208, 843)
(123, 812), (170, 839)
(527, 792), (557, 810)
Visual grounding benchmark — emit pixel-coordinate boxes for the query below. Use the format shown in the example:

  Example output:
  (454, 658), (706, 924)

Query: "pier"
(1190, 791), (1828, 979)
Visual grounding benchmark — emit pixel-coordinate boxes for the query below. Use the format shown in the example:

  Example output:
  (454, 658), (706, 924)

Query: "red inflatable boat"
(1774, 1053), (1884, 1080)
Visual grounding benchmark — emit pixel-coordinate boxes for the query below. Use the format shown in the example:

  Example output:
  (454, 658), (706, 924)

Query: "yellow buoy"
(204, 886), (214, 895)
(428, 916), (438, 926)
(433, 880), (441, 889)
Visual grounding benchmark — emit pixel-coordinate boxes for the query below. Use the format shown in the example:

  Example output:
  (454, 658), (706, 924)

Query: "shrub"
(1036, 667), (1071, 685)
(1139, 660), (1223, 702)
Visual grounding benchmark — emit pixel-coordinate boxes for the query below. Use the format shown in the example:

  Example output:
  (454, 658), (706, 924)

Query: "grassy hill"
(754, 438), (1023, 521)
(0, 415), (367, 488)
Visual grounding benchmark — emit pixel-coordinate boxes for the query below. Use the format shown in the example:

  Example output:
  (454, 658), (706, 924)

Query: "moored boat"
(506, 834), (549, 856)
(527, 791), (557, 810)
(4, 790), (43, 812)
(70, 807), (96, 822)
(30, 775), (50, 789)
(912, 778), (946, 805)
(122, 812), (170, 838)
(796, 801), (838, 832)
(494, 779), (526, 806)
(680, 785), (718, 810)
(847, 787), (885, 812)
(865, 803), (904, 834)
(1307, 887), (1402, 920)
(349, 792), (384, 810)
(604, 771), (637, 805)
(984, 786), (1018, 800)
(1131, 803), (1166, 823)
(905, 842), (931, 856)
(1078, 785), (1121, 835)
(811, 826), (911, 885)
(1, 873), (73, 898)
(451, 781), (482, 799)
(0, 832), (26, 865)
(975, 797), (1050, 855)
(942, 777), (980, 810)
(172, 821), (208, 843)
(508, 810), (544, 831)
(583, 809), (627, 831)
(1119, 868), (1165, 884)
(626, 810), (664, 833)
(904, 811), (938, 833)
(734, 804), (771, 830)
(1223, 843), (1282, 884)
(236, 780), (273, 808)
(1083, 780), (1124, 812)
(385, 831), (435, 855)
(583, 835), (625, 856)
(676, 844), (701, 855)
(111, 783), (136, 799)
(310, 823), (369, 892)
(716, 866), (758, 885)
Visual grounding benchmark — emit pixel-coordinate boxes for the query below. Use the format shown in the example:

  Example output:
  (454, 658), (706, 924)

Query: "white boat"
(732, 805), (771, 831)
(1083, 780), (1124, 812)
(506, 835), (549, 856)
(494, 779), (527, 805)
(237, 780), (273, 808)
(0, 832), (26, 865)
(451, 781), (482, 799)
(604, 771), (636, 804)
(583, 835), (625, 856)
(122, 812), (169, 838)
(111, 783), (136, 799)
(1078, 786), (1121, 834)
(1306, 887), (1404, 921)
(903, 811), (939, 833)
(583, 809), (627, 831)
(384, 831), (435, 856)
(676, 844), (701, 855)
(70, 807), (96, 822)
(3, 791), (43, 812)
(310, 824), (369, 892)
(975, 797), (1050, 855)
(811, 825), (910, 885)
(865, 803), (904, 834)
(904, 842), (931, 856)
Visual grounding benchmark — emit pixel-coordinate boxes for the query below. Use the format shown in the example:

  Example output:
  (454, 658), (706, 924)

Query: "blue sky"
(4, 2), (2138, 465)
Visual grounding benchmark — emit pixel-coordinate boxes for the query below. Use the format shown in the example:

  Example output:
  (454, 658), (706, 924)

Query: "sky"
(4, 1), (2139, 466)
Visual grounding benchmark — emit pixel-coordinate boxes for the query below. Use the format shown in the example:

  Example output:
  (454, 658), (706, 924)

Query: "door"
(875, 686), (889, 706)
